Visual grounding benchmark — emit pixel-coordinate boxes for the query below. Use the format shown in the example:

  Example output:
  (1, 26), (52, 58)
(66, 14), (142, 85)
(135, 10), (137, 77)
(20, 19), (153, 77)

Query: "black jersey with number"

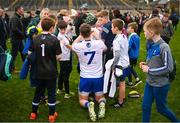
(29, 33), (61, 79)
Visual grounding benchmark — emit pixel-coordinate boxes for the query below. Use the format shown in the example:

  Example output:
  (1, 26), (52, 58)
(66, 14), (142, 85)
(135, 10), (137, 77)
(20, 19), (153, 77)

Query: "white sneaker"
(64, 93), (72, 99)
(133, 79), (143, 87)
(70, 91), (75, 96)
(98, 102), (105, 119)
(88, 101), (96, 121)
(56, 89), (64, 95)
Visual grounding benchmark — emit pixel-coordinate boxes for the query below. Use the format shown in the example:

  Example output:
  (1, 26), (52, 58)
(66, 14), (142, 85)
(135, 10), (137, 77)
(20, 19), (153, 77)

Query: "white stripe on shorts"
(79, 91), (89, 96)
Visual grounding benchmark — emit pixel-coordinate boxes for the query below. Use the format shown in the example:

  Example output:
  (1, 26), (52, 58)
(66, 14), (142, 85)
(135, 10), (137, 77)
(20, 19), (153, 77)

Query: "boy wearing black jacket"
(29, 17), (61, 123)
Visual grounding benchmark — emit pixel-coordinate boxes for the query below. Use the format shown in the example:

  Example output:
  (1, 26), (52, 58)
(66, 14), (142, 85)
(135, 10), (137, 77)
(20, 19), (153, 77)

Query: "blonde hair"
(40, 8), (50, 19)
(143, 17), (162, 35)
(128, 22), (138, 32)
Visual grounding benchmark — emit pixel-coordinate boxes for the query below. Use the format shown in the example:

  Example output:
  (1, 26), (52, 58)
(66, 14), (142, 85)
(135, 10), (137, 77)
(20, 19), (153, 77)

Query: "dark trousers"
(58, 61), (72, 94)
(32, 79), (56, 115)
(103, 50), (113, 73)
(104, 50), (113, 64)
(128, 58), (138, 82)
(142, 83), (178, 122)
(11, 39), (25, 69)
(137, 24), (143, 36)
(0, 38), (6, 50)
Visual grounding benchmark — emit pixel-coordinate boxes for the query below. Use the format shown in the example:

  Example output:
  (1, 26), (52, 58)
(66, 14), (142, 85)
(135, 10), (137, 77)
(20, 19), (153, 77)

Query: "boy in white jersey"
(72, 23), (107, 121)
(111, 19), (130, 108)
(56, 20), (74, 98)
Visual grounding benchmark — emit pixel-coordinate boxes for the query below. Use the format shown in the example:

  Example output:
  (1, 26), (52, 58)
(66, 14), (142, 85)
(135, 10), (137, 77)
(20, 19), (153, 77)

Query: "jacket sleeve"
(0, 19), (7, 41)
(9, 17), (24, 37)
(0, 20), (4, 36)
(101, 26), (109, 41)
(148, 44), (173, 76)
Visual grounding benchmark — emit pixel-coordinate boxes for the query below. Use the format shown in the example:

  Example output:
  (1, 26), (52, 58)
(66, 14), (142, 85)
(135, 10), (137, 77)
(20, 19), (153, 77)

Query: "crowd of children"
(0, 6), (179, 122)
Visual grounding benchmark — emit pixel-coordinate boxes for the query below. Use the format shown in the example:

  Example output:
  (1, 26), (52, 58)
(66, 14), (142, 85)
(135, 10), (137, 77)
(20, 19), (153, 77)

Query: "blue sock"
(84, 102), (89, 108)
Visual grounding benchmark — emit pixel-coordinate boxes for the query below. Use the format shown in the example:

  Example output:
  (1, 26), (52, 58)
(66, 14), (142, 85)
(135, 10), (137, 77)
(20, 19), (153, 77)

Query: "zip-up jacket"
(146, 39), (173, 87)
(9, 13), (24, 40)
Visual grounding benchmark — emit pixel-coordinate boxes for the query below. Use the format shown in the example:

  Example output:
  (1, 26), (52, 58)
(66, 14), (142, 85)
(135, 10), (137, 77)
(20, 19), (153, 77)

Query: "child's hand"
(139, 62), (146, 69)
(141, 65), (149, 73)
(91, 30), (100, 40)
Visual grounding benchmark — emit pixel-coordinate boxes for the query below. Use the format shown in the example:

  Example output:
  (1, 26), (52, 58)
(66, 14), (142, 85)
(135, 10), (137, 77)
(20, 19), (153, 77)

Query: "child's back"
(31, 33), (61, 79)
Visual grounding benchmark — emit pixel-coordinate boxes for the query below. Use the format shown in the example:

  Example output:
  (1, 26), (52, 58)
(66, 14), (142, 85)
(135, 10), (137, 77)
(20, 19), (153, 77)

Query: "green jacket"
(27, 15), (40, 29)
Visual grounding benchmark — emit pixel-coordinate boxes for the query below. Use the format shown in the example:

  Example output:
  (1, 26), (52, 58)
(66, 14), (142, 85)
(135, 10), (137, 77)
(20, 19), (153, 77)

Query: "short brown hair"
(41, 17), (55, 31)
(163, 13), (169, 18)
(128, 22), (138, 32)
(144, 17), (162, 35)
(96, 10), (108, 18)
(80, 23), (91, 38)
(112, 18), (124, 31)
(57, 20), (67, 29)
(48, 14), (58, 22)
(58, 9), (68, 16)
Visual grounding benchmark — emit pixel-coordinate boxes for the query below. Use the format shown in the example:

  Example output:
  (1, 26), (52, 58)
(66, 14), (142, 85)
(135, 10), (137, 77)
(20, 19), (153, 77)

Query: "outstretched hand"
(139, 62), (149, 73)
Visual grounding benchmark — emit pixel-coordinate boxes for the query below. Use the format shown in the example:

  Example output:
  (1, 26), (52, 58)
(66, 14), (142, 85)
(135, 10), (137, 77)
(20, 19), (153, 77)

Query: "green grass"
(0, 24), (180, 122)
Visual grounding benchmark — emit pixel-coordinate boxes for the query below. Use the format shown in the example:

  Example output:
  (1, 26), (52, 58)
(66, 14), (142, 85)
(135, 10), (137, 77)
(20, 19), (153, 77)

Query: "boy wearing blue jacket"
(140, 17), (178, 122)
(127, 22), (142, 87)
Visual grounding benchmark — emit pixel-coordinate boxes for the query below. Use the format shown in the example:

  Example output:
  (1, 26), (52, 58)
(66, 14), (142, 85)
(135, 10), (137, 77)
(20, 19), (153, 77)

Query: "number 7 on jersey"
(84, 51), (95, 65)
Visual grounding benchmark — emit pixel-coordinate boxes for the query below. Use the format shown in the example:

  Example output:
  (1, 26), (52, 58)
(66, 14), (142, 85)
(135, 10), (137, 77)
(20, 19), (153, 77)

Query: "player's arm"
(100, 40), (107, 52)
(56, 54), (61, 61)
(148, 45), (173, 75)
(111, 50), (120, 70)
(65, 44), (72, 50)
(91, 30), (100, 40)
(55, 38), (62, 61)
(72, 35), (83, 44)
(63, 37), (72, 50)
(72, 35), (82, 55)
(101, 26), (109, 41)
(111, 39), (120, 70)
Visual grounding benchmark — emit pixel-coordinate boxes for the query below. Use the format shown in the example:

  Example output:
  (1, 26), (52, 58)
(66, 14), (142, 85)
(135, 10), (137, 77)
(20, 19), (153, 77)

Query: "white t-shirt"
(57, 33), (71, 61)
(113, 34), (129, 67)
(72, 39), (106, 78)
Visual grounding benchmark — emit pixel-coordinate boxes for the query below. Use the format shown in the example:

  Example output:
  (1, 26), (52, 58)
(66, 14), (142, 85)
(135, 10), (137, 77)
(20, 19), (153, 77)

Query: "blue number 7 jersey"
(84, 51), (96, 65)
(72, 39), (107, 78)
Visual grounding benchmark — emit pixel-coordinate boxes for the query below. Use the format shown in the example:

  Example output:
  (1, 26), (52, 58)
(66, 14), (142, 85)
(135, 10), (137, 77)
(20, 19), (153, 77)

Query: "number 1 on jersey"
(41, 44), (45, 56)
(84, 51), (95, 65)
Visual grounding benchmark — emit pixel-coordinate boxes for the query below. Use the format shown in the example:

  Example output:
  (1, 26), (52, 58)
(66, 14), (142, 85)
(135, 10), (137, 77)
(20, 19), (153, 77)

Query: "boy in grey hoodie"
(140, 17), (178, 122)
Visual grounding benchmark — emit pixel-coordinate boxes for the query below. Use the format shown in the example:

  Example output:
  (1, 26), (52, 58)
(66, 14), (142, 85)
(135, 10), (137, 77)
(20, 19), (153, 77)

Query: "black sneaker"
(112, 101), (124, 108)
(132, 80), (142, 87)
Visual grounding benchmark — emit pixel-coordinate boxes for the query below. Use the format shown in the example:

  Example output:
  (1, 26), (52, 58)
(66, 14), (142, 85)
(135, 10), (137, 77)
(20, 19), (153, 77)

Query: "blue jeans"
(142, 83), (179, 122)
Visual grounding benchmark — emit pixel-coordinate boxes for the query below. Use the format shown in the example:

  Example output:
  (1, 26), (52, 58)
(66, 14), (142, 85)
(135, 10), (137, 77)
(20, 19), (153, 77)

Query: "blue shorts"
(79, 77), (103, 96)
(117, 66), (130, 82)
